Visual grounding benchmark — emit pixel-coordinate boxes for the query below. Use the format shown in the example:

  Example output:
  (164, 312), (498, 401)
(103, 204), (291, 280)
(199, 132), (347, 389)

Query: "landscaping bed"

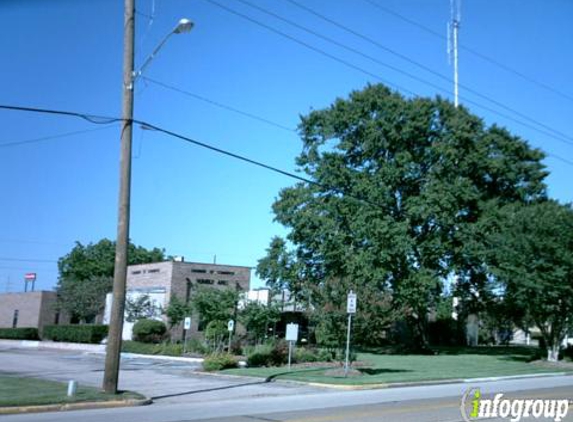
(222, 348), (568, 385)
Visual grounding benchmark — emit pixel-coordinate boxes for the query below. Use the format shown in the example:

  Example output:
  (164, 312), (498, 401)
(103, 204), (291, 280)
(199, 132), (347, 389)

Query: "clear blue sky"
(1, 0), (571, 292)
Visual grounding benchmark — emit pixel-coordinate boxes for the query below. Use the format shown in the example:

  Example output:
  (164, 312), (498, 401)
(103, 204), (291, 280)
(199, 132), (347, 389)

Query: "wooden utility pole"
(103, 0), (135, 394)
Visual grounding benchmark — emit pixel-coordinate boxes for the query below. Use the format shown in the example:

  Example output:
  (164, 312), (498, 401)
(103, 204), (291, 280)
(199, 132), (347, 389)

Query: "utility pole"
(103, 0), (135, 394)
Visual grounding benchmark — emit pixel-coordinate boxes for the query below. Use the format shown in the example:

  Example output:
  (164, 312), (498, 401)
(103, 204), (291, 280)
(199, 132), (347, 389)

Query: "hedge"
(42, 324), (108, 344)
(0, 327), (39, 340)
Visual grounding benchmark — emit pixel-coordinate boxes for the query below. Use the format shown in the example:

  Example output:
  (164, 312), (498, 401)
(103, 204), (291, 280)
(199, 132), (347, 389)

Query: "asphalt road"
(2, 345), (573, 422)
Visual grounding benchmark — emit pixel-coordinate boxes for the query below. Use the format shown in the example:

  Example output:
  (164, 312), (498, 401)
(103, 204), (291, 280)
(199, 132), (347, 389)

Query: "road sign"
(286, 323), (299, 342)
(24, 273), (36, 281)
(228, 320), (235, 332)
(184, 317), (191, 330)
(347, 291), (357, 314)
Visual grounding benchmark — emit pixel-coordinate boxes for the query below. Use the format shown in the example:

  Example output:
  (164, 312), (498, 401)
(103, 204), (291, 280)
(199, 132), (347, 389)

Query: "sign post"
(285, 323), (299, 370)
(227, 320), (234, 352)
(183, 317), (191, 354)
(344, 291), (357, 377)
(24, 273), (36, 292)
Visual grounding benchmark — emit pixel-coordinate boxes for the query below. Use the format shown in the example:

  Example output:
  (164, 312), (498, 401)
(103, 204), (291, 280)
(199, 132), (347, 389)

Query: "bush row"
(0, 327), (39, 340)
(246, 341), (334, 367)
(43, 324), (108, 344)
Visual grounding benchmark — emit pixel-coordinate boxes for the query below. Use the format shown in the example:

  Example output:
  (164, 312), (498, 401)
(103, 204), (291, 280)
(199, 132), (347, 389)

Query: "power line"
(0, 257), (58, 263)
(0, 104), (393, 209)
(362, 0), (573, 105)
(0, 125), (116, 149)
(202, 0), (573, 150)
(141, 76), (296, 133)
(234, 0), (573, 146)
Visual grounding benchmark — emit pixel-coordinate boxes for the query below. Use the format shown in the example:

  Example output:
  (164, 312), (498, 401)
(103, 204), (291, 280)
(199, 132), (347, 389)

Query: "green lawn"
(0, 375), (142, 408)
(223, 348), (567, 385)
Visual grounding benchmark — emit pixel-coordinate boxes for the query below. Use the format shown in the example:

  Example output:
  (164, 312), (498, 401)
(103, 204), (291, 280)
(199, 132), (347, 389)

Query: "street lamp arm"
(132, 18), (194, 85)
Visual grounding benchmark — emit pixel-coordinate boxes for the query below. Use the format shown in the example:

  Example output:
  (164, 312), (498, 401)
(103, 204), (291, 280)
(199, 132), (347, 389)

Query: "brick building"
(123, 260), (251, 338)
(0, 291), (69, 334)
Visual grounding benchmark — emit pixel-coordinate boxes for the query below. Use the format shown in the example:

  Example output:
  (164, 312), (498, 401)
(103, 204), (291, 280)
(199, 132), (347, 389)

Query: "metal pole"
(344, 313), (352, 376)
(453, 18), (459, 107)
(228, 331), (232, 353)
(288, 341), (292, 370)
(103, 0), (135, 394)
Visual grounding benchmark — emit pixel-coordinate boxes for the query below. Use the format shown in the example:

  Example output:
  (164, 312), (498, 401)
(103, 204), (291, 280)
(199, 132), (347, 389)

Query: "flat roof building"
(123, 260), (251, 338)
(0, 291), (69, 335)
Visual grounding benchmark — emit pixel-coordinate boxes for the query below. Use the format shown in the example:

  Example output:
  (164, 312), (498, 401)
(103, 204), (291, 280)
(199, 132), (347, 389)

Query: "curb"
(0, 397), (152, 415)
(220, 370), (573, 391)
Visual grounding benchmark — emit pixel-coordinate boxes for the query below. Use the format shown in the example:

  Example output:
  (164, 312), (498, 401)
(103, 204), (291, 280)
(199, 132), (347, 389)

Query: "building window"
(148, 269), (160, 273)
(197, 279), (214, 285)
(191, 269), (207, 273)
(54, 312), (60, 325)
(12, 310), (19, 328)
(131, 270), (142, 275)
(217, 280), (229, 286)
(217, 271), (235, 276)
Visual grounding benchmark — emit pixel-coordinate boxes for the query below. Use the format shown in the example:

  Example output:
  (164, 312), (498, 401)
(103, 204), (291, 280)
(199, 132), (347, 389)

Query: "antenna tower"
(448, 0), (461, 107)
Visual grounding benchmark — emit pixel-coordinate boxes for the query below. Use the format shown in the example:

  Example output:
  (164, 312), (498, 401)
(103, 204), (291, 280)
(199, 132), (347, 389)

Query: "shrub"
(246, 341), (291, 367)
(203, 353), (238, 371)
(205, 320), (228, 350)
(185, 337), (209, 355)
(0, 327), (39, 340)
(132, 319), (167, 343)
(247, 349), (273, 367)
(43, 324), (108, 344)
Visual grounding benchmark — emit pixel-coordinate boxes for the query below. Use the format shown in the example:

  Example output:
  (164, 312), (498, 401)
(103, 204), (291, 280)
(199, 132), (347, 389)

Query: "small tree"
(489, 201), (573, 361)
(125, 294), (161, 323)
(239, 302), (281, 344)
(190, 287), (240, 327)
(164, 294), (190, 329)
(205, 320), (228, 352)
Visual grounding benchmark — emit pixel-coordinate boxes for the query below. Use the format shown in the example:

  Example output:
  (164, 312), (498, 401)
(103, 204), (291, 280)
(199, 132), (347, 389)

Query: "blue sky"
(1, 0), (571, 292)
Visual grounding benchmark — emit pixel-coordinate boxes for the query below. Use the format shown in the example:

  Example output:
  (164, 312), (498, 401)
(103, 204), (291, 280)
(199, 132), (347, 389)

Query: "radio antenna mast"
(448, 0), (461, 107)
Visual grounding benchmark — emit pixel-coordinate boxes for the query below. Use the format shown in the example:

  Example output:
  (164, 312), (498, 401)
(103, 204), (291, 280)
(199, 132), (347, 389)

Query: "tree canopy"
(260, 84), (548, 347)
(56, 239), (165, 322)
(489, 201), (573, 360)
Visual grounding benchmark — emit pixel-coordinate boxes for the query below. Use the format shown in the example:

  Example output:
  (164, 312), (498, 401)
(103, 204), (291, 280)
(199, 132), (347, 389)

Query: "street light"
(103, 1), (193, 394)
(132, 17), (194, 85)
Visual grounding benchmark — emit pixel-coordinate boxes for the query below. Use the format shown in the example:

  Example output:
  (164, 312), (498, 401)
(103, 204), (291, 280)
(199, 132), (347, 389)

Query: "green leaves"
(260, 84), (549, 347)
(56, 239), (166, 322)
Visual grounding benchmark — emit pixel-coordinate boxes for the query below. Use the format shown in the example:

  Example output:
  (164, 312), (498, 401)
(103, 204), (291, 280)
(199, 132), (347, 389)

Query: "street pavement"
(2, 345), (573, 421)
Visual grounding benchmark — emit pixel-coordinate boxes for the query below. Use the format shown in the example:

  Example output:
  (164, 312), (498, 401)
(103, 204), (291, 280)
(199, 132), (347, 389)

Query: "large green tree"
(262, 84), (547, 347)
(489, 201), (573, 361)
(56, 239), (165, 322)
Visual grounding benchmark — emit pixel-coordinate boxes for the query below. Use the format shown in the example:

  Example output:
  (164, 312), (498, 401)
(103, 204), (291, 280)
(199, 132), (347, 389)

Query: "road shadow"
(357, 368), (411, 375)
(151, 380), (269, 400)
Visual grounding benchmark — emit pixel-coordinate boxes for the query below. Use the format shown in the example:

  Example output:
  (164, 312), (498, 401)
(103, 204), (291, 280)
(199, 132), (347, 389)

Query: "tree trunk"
(547, 345), (560, 362)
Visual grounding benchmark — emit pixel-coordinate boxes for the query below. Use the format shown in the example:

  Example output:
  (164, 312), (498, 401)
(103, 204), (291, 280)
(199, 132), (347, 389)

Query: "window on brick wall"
(12, 310), (19, 328)
(191, 269), (207, 273)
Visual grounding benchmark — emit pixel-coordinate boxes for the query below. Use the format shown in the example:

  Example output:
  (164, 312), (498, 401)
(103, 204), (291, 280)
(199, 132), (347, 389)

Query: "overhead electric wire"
(141, 76), (296, 133)
(283, 0), (573, 143)
(0, 104), (392, 209)
(139, 77), (573, 169)
(231, 0), (573, 147)
(0, 257), (58, 263)
(363, 0), (573, 104)
(0, 125), (116, 149)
